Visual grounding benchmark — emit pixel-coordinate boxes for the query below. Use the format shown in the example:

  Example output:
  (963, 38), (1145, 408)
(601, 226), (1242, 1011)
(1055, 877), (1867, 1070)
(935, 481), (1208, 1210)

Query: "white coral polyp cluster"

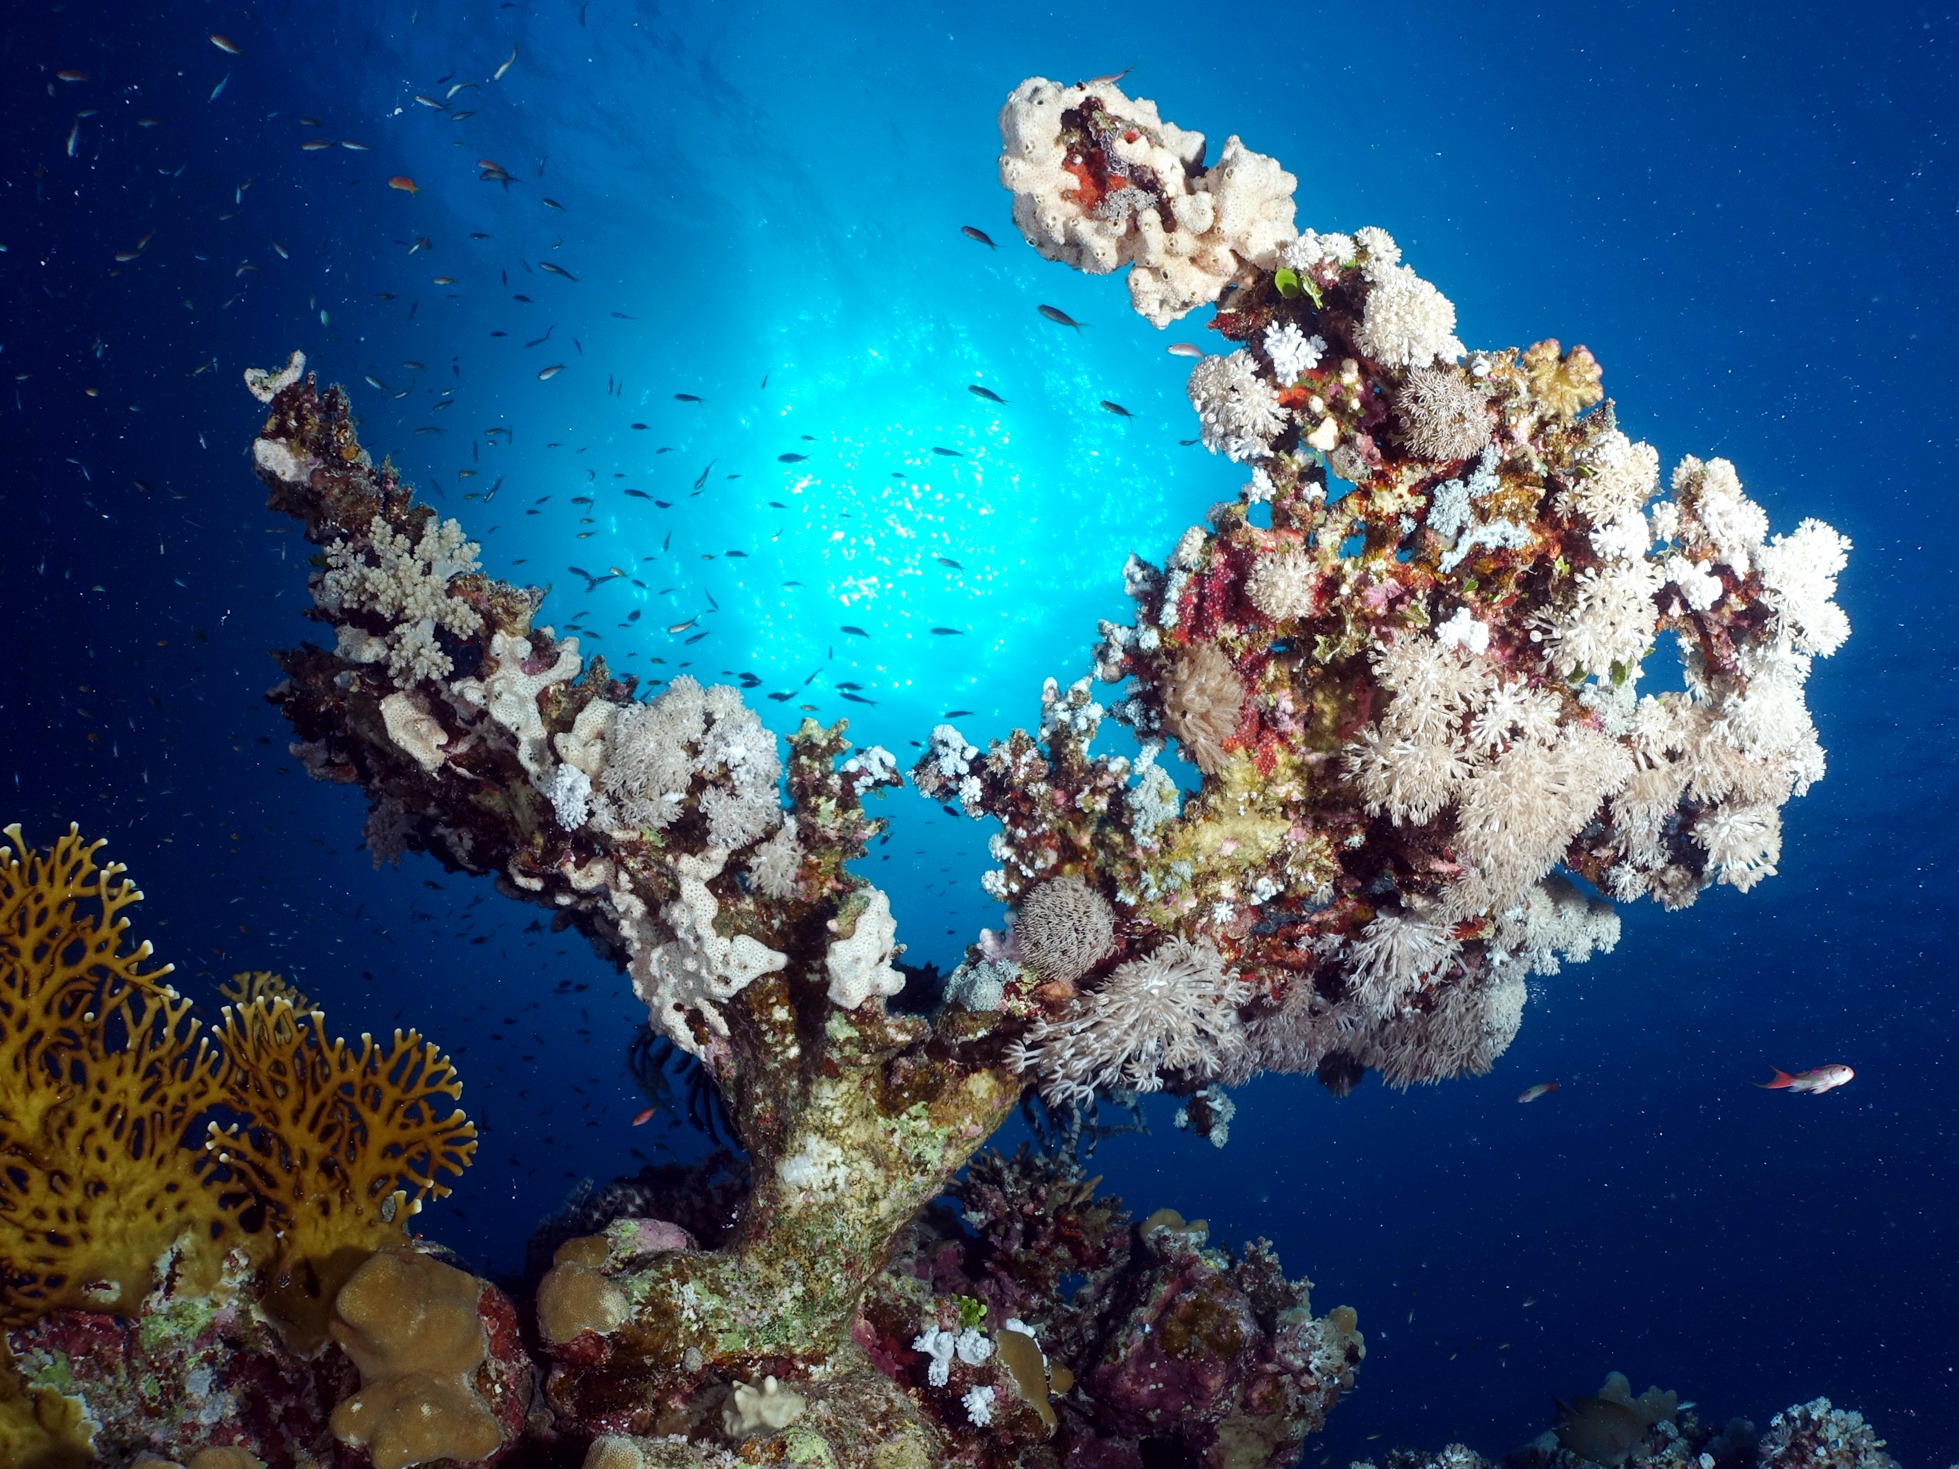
(1398, 365), (1492, 462)
(1347, 905), (1459, 1016)
(1353, 234), (1465, 368)
(1007, 937), (1251, 1105)
(1754, 517), (1853, 657)
(1345, 632), (1642, 922)
(590, 677), (782, 850)
(1263, 320), (1326, 384)
(998, 77), (1296, 327)
(316, 513), (483, 683)
(1489, 877), (1620, 975)
(1545, 560), (1662, 680)
(1188, 349), (1287, 462)
(1565, 429), (1662, 523)
(745, 816), (803, 901)
(1245, 545), (1320, 622)
(1348, 442), (1849, 915)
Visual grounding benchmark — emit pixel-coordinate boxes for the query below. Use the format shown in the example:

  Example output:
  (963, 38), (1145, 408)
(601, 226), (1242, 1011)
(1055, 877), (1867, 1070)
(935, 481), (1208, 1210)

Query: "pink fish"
(1756, 1064), (1854, 1096)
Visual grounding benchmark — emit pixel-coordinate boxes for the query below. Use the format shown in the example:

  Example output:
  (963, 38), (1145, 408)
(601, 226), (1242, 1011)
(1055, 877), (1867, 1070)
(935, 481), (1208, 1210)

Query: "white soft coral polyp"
(1756, 518), (1852, 656)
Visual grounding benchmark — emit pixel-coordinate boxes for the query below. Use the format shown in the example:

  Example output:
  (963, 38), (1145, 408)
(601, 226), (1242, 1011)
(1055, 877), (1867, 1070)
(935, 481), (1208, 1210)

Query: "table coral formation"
(1, 72), (1864, 1469)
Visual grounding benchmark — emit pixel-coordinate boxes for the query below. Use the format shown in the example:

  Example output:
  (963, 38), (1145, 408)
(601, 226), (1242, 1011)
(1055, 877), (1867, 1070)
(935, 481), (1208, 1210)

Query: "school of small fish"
(11, 26), (1213, 1181)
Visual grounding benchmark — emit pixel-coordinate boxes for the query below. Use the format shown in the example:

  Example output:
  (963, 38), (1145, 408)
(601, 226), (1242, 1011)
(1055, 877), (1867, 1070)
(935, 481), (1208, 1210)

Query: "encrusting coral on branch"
(920, 77), (1850, 1107)
(3, 72), (1860, 1469)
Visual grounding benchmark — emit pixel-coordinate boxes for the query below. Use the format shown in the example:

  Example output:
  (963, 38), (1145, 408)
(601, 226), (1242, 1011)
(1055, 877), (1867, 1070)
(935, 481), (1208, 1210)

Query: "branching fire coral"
(0, 824), (234, 1322)
(915, 77), (1851, 1107)
(207, 998), (478, 1262)
(0, 823), (476, 1335)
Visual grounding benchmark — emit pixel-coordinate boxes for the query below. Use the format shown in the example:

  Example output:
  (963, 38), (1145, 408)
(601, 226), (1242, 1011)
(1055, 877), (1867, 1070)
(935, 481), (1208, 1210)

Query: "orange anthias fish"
(1757, 1064), (1854, 1096)
(387, 175), (420, 196)
(631, 1106), (656, 1127)
(1517, 1081), (1560, 1104)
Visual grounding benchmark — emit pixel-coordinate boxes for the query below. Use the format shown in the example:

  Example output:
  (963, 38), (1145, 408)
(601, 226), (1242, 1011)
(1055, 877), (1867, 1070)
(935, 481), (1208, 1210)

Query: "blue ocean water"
(3, 0), (1954, 1462)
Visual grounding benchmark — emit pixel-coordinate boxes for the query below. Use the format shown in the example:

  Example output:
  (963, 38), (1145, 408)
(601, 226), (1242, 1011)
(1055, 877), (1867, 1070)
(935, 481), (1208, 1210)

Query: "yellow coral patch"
(1163, 756), (1291, 878)
(1520, 339), (1604, 421)
(0, 826), (478, 1330)
(208, 998), (478, 1265)
(0, 824), (242, 1322)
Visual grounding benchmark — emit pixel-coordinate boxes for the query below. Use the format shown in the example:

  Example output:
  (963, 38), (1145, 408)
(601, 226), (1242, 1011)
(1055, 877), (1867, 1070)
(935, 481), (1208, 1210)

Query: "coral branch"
(243, 359), (1042, 1446)
(929, 78), (1852, 1109)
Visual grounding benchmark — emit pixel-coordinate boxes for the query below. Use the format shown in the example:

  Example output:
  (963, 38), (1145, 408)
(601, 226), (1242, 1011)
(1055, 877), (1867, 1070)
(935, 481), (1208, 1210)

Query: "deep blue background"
(3, 1), (1955, 1463)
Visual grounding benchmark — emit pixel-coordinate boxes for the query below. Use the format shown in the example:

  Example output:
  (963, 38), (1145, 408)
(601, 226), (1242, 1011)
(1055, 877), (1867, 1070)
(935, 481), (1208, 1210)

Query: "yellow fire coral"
(208, 997), (478, 1262)
(219, 969), (313, 1013)
(0, 824), (240, 1322)
(0, 825), (477, 1330)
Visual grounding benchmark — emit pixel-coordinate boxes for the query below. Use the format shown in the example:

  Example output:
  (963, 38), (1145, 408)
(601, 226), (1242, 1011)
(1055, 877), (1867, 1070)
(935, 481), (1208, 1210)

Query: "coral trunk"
(539, 975), (1021, 1430)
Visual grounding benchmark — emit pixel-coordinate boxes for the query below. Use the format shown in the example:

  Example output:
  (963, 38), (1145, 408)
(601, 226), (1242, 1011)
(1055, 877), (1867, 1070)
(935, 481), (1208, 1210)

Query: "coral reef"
(863, 1147), (1361, 1467)
(193, 335), (1371, 1461)
(922, 76), (1851, 1113)
(1755, 1399), (1898, 1469)
(0, 825), (501, 1468)
(248, 349), (1022, 1333)
(0, 827), (475, 1319)
(1352, 1378), (1900, 1469)
(4, 70), (1865, 1469)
